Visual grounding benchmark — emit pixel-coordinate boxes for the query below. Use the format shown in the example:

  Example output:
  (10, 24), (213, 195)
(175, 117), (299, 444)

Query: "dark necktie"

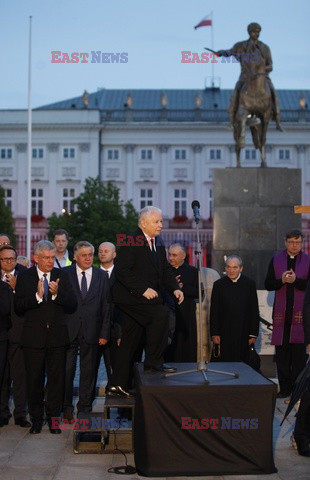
(150, 238), (159, 264)
(43, 273), (49, 301)
(81, 271), (87, 298)
(151, 238), (156, 254)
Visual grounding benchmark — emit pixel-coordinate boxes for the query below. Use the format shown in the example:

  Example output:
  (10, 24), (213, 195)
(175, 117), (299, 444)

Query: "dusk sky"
(1, 0), (309, 109)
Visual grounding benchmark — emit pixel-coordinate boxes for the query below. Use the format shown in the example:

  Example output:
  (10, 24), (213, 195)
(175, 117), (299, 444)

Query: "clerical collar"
(287, 252), (298, 260)
(231, 273), (241, 283)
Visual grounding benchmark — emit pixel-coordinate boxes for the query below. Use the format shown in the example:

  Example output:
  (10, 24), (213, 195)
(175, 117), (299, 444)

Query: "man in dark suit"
(63, 241), (110, 419)
(95, 242), (120, 385)
(0, 245), (29, 428)
(107, 206), (184, 397)
(0, 280), (11, 401)
(0, 234), (13, 396)
(166, 243), (198, 362)
(14, 240), (77, 434)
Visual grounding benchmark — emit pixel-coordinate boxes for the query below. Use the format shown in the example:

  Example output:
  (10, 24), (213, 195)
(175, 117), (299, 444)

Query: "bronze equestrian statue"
(215, 22), (283, 167)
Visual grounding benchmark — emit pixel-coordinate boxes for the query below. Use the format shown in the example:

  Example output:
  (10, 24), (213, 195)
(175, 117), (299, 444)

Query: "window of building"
(32, 148), (44, 159)
(0, 148), (13, 159)
(62, 188), (76, 214)
(140, 188), (153, 209)
(174, 149), (187, 160)
(245, 149), (257, 160)
(210, 149), (221, 160)
(107, 149), (119, 160)
(63, 147), (76, 159)
(4, 189), (12, 210)
(174, 188), (187, 217)
(31, 188), (43, 215)
(141, 149), (153, 160)
(278, 149), (291, 160)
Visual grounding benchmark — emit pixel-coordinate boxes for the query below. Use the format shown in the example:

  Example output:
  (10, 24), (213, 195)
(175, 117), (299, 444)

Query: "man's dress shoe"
(15, 417), (31, 428)
(144, 364), (177, 373)
(105, 385), (133, 398)
(49, 427), (62, 434)
(29, 422), (43, 434)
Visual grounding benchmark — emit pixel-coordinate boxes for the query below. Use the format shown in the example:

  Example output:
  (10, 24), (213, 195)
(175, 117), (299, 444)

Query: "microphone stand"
(164, 209), (238, 383)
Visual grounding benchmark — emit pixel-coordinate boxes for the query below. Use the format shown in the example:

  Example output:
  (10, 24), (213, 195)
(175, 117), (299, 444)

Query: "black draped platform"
(134, 362), (277, 477)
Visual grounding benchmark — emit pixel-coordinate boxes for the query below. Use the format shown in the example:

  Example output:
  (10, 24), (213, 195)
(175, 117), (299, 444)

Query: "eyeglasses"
(286, 241), (303, 245)
(0, 257), (16, 262)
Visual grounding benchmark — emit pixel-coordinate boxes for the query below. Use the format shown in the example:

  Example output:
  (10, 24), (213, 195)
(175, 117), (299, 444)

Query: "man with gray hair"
(107, 206), (184, 397)
(210, 255), (259, 362)
(63, 241), (110, 419)
(14, 240), (77, 434)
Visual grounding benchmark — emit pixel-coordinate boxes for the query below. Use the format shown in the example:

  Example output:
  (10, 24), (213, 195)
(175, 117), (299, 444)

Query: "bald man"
(94, 242), (120, 386)
(167, 243), (199, 362)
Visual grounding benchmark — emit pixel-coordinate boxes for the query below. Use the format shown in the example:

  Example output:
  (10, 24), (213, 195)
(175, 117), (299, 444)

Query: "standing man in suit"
(166, 243), (198, 362)
(95, 242), (120, 385)
(14, 240), (77, 434)
(63, 241), (110, 420)
(0, 234), (13, 396)
(0, 279), (11, 401)
(107, 206), (184, 398)
(0, 245), (30, 428)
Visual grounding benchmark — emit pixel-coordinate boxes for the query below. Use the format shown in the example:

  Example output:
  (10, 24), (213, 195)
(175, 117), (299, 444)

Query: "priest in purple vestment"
(265, 229), (310, 399)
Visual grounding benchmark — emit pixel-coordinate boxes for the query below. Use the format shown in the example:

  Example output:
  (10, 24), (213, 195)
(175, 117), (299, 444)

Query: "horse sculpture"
(233, 51), (272, 168)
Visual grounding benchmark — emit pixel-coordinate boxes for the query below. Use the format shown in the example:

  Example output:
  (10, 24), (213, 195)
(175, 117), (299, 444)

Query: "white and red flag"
(194, 14), (212, 29)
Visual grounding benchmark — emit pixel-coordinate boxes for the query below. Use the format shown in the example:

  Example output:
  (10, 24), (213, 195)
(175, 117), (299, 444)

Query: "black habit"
(210, 274), (259, 362)
(166, 262), (198, 362)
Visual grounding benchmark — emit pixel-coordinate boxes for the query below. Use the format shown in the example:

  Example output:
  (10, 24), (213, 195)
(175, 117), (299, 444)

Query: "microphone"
(191, 200), (200, 223)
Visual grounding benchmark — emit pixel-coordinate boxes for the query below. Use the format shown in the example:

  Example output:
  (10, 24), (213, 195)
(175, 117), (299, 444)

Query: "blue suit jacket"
(63, 265), (110, 344)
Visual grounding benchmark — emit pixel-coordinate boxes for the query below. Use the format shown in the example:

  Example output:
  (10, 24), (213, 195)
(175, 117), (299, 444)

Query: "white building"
(0, 88), (309, 254)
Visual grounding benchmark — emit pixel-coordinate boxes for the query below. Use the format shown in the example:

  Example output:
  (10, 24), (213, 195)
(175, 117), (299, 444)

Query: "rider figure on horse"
(216, 22), (283, 131)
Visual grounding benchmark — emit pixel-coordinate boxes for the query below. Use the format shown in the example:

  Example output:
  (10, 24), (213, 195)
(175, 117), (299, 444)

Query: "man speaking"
(106, 206), (184, 397)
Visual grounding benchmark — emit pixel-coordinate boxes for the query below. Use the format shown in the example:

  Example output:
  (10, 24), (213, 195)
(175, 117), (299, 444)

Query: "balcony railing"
(100, 109), (310, 124)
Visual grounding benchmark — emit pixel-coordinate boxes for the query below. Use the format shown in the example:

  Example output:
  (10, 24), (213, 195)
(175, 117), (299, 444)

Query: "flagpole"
(211, 11), (214, 86)
(27, 16), (32, 261)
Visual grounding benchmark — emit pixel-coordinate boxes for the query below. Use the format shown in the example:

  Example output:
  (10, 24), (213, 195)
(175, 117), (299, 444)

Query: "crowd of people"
(0, 211), (309, 456)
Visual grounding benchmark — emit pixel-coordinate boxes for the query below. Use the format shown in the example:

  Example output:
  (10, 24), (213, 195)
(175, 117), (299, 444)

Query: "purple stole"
(271, 250), (310, 345)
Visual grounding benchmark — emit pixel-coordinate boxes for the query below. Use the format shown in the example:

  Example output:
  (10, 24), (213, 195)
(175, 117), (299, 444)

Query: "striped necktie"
(43, 273), (49, 301)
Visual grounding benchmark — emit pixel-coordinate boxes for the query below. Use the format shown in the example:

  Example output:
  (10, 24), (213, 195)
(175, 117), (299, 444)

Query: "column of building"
(124, 145), (135, 202)
(158, 145), (170, 215)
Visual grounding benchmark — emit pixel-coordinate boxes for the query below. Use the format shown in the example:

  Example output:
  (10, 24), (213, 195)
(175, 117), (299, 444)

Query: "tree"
(47, 178), (138, 249)
(0, 186), (16, 245)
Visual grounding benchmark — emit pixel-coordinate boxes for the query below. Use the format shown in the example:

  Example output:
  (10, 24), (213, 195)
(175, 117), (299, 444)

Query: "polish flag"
(194, 15), (212, 30)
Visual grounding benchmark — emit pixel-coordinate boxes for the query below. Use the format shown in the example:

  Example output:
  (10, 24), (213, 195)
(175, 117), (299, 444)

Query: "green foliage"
(47, 178), (138, 250)
(0, 186), (16, 246)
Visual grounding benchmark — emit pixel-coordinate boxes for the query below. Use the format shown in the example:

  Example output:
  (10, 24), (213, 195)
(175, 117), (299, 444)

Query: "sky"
(1, 0), (309, 109)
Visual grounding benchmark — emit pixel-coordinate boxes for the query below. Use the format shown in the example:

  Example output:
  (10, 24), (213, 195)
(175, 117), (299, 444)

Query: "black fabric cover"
(134, 362), (277, 477)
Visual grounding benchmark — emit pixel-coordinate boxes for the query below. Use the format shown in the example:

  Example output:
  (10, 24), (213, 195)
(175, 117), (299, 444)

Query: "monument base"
(213, 167), (301, 288)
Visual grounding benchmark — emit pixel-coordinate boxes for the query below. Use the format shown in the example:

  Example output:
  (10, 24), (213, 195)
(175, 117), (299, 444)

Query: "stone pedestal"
(213, 168), (301, 288)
